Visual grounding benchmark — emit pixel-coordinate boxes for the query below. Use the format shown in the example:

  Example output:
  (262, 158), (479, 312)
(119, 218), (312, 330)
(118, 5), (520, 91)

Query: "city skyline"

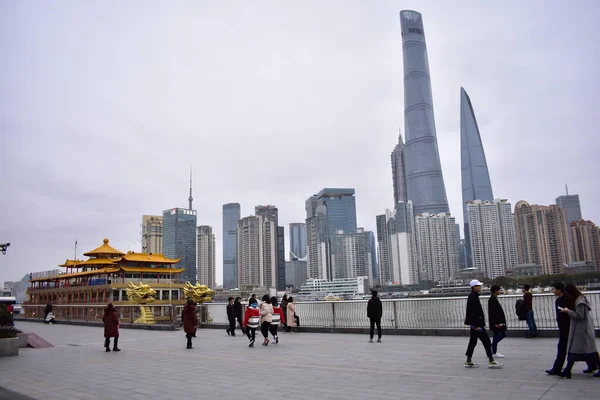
(2, 2), (599, 285)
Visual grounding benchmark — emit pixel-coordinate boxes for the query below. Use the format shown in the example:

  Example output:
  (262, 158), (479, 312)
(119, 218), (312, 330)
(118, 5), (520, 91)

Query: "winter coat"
(271, 306), (285, 325)
(260, 303), (274, 323)
(44, 303), (53, 316)
(243, 306), (260, 329)
(182, 303), (198, 335)
(566, 295), (598, 355)
(367, 296), (383, 320)
(523, 292), (533, 311)
(488, 295), (507, 332)
(281, 298), (289, 314)
(233, 302), (243, 319)
(226, 303), (235, 320)
(464, 290), (486, 328)
(555, 295), (570, 332)
(287, 302), (296, 328)
(102, 307), (120, 338)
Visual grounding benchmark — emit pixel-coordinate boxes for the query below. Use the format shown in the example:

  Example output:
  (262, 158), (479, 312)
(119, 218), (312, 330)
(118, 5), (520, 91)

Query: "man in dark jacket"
(464, 280), (502, 368)
(226, 297), (236, 336)
(44, 301), (53, 319)
(233, 297), (245, 334)
(367, 290), (383, 343)
(488, 285), (507, 358)
(523, 284), (537, 338)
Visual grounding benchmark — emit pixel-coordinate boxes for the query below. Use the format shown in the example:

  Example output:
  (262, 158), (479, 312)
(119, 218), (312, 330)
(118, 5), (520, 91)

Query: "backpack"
(515, 299), (526, 321)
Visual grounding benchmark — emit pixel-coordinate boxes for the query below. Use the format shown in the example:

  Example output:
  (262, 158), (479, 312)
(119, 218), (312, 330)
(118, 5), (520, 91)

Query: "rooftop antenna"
(74, 239), (77, 260)
(565, 184), (569, 196)
(188, 167), (193, 210)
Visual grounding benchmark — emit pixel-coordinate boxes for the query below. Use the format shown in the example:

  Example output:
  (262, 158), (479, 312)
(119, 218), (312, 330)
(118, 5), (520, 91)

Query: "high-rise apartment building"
(285, 258), (308, 289)
(222, 203), (240, 289)
(514, 201), (572, 275)
(289, 223), (307, 259)
(391, 131), (408, 206)
(332, 228), (374, 281)
(467, 200), (519, 279)
(376, 202), (419, 286)
(570, 220), (600, 272)
(255, 205), (285, 291)
(142, 215), (163, 254)
(460, 88), (494, 268)
(305, 189), (358, 280)
(556, 188), (583, 257)
(162, 208), (197, 282)
(400, 10), (450, 215)
(367, 231), (379, 284)
(236, 214), (278, 289)
(196, 225), (215, 289)
(415, 212), (458, 283)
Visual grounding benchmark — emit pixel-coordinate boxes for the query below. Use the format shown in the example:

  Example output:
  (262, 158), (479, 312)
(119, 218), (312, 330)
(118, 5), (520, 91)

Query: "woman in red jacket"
(102, 303), (120, 352)
(243, 298), (260, 347)
(270, 296), (285, 344)
(182, 299), (198, 349)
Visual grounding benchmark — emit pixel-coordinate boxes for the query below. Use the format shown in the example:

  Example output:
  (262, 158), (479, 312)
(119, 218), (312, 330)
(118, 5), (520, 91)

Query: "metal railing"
(16, 291), (600, 332)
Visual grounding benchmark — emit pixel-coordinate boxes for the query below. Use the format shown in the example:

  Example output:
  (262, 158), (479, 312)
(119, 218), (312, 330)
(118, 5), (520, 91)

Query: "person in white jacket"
(259, 294), (274, 346)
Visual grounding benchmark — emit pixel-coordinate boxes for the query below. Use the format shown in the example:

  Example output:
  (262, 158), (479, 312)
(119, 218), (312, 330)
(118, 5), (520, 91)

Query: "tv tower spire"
(188, 167), (193, 210)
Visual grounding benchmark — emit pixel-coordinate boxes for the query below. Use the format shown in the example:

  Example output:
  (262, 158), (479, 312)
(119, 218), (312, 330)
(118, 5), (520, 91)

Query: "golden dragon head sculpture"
(183, 282), (214, 304)
(126, 282), (157, 304)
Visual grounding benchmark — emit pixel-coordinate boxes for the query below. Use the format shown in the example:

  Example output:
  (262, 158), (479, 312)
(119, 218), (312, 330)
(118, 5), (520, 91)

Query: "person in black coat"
(226, 297), (236, 336)
(367, 290), (383, 343)
(488, 285), (507, 358)
(464, 280), (502, 368)
(233, 297), (245, 334)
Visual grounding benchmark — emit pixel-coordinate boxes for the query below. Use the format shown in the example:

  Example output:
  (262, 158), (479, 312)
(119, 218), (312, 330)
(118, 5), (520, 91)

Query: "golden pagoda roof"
(120, 266), (185, 274)
(115, 252), (181, 264)
(30, 268), (120, 282)
(58, 259), (84, 268)
(83, 238), (124, 257)
(76, 258), (118, 267)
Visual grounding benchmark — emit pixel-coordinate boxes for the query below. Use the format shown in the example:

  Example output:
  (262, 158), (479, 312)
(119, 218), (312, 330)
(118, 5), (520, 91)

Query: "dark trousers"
(260, 321), (270, 339)
(491, 330), (506, 354)
(186, 333), (193, 347)
(551, 328), (569, 372)
(236, 316), (245, 333)
(246, 327), (256, 342)
(526, 310), (537, 336)
(369, 318), (382, 339)
(465, 327), (493, 360)
(295, 314), (300, 326)
(105, 337), (119, 349)
(269, 324), (278, 337)
(228, 318), (236, 335)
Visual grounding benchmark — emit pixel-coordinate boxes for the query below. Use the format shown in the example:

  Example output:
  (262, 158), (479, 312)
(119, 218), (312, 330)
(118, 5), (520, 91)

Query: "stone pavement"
(1, 322), (598, 400)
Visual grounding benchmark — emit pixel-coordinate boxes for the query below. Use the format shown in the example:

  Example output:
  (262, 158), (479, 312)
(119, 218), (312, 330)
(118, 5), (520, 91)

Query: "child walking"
(270, 296), (285, 344)
(243, 298), (260, 347)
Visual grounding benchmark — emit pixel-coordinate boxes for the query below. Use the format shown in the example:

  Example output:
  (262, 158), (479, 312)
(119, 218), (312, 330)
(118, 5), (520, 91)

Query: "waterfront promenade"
(1, 322), (598, 400)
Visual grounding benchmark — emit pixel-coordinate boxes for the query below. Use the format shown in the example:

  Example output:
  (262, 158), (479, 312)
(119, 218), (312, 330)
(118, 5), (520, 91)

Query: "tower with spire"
(188, 167), (193, 211)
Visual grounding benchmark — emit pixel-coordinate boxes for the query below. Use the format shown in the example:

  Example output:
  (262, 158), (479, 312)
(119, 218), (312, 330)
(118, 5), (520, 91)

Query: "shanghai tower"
(460, 87), (494, 267)
(400, 10), (449, 214)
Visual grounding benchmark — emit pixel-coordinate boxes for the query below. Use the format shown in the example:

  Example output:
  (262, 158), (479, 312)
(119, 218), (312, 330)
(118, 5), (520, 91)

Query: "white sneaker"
(488, 361), (503, 369)
(494, 353), (505, 358)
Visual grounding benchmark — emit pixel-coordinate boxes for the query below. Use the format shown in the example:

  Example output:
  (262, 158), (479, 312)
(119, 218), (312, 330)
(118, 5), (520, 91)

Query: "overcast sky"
(1, 1), (599, 285)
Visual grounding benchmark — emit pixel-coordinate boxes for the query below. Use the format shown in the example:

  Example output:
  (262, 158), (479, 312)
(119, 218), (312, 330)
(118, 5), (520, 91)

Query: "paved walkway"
(1, 322), (598, 400)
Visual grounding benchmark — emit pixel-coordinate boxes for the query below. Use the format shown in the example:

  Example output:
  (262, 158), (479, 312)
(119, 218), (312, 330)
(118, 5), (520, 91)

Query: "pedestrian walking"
(182, 299), (198, 349)
(102, 302), (120, 352)
(558, 284), (600, 378)
(243, 298), (260, 347)
(280, 294), (289, 330)
(234, 297), (245, 334)
(488, 285), (506, 358)
(270, 296), (285, 344)
(226, 297), (236, 336)
(523, 284), (537, 338)
(367, 290), (382, 343)
(286, 296), (296, 332)
(546, 282), (571, 375)
(259, 294), (274, 346)
(44, 301), (53, 324)
(464, 280), (503, 369)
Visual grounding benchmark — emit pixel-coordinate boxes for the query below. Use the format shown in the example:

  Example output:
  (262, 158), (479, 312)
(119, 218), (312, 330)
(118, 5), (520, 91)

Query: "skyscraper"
(305, 189), (358, 280)
(222, 203), (240, 289)
(236, 214), (278, 288)
(289, 223), (307, 259)
(556, 187), (582, 225)
(333, 228), (374, 281)
(162, 208), (197, 282)
(141, 215), (163, 254)
(415, 212), (458, 283)
(391, 130), (408, 206)
(196, 225), (215, 289)
(400, 10), (450, 215)
(255, 205), (285, 291)
(514, 201), (571, 275)
(467, 200), (519, 279)
(460, 88), (494, 268)
(570, 220), (600, 272)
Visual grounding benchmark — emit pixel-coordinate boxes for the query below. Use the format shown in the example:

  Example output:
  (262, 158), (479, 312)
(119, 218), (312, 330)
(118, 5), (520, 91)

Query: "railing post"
(85, 306), (89, 323)
(332, 302), (336, 329)
(393, 301), (399, 329)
